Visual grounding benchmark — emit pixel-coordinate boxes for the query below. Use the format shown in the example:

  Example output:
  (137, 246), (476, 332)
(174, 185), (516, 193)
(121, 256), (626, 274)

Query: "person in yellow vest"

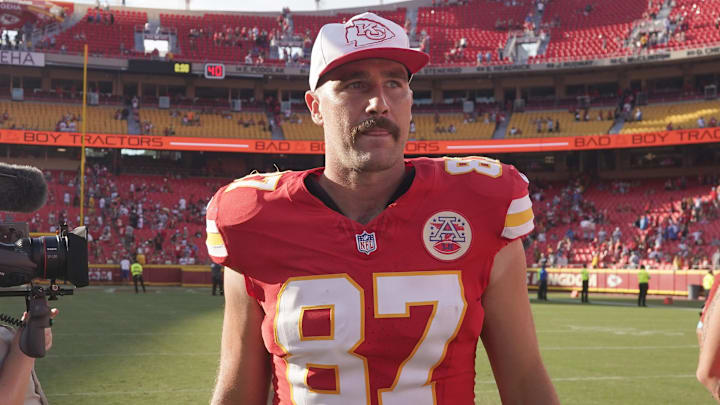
(705, 270), (715, 297)
(537, 254), (548, 301)
(581, 267), (590, 303)
(131, 260), (146, 294)
(638, 265), (650, 307)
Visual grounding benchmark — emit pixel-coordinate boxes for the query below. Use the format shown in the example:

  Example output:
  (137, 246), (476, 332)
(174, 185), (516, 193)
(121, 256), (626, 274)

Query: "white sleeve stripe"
(507, 194), (532, 214)
(502, 221), (534, 239)
(207, 244), (228, 258)
(206, 219), (219, 233)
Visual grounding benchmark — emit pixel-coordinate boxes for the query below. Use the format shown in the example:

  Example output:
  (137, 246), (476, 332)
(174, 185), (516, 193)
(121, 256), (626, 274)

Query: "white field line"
(535, 328), (689, 334)
(541, 345), (697, 350)
(477, 374), (695, 384)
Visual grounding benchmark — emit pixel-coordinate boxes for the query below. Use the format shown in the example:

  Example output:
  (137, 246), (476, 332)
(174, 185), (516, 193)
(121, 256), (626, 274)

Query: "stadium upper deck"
(9, 0), (719, 66)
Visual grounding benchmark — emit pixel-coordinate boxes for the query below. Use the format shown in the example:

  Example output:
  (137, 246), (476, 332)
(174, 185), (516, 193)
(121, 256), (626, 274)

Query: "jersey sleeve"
(500, 165), (534, 240)
(205, 188), (231, 267)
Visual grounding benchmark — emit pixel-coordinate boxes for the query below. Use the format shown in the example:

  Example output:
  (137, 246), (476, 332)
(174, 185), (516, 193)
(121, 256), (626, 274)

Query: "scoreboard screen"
(128, 60), (192, 75)
(204, 63), (226, 79)
(173, 62), (191, 74)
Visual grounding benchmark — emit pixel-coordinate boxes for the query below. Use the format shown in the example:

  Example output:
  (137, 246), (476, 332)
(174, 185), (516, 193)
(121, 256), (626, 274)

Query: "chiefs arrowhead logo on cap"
(345, 18), (396, 48)
(308, 12), (429, 91)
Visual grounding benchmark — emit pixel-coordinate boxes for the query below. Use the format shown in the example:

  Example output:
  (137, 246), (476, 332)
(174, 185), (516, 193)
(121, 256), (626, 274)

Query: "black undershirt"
(304, 166), (416, 216)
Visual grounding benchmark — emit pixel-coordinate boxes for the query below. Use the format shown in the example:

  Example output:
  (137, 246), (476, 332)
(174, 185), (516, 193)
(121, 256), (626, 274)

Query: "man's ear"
(305, 90), (323, 126)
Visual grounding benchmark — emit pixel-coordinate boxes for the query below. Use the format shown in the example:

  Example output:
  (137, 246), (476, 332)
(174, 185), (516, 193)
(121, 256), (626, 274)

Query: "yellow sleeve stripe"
(505, 208), (534, 228)
(206, 232), (225, 246)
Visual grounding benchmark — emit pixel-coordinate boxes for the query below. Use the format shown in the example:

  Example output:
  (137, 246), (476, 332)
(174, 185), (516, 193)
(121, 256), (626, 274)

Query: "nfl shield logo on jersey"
(423, 211), (473, 261)
(355, 231), (377, 255)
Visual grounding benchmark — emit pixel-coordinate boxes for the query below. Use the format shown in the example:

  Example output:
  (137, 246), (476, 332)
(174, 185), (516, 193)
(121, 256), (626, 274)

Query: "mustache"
(350, 117), (400, 141)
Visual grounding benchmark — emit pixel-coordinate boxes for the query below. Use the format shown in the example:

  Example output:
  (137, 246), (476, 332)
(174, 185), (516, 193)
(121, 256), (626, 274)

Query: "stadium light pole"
(79, 43), (88, 228)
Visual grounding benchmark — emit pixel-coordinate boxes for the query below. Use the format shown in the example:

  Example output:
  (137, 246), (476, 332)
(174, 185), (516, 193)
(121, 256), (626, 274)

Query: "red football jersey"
(206, 157), (534, 405)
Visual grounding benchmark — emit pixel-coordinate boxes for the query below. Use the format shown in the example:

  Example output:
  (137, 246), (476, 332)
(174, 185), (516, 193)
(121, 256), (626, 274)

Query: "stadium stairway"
(609, 116), (625, 134)
(134, 30), (144, 53)
(269, 112), (284, 140)
(127, 112), (141, 135)
(493, 115), (509, 139)
(656, 0), (673, 20)
(406, 7), (418, 40)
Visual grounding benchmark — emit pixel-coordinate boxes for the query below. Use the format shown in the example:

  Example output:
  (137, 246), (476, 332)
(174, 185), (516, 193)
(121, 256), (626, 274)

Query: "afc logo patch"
(422, 211), (472, 261)
(355, 231), (377, 255)
(345, 18), (396, 48)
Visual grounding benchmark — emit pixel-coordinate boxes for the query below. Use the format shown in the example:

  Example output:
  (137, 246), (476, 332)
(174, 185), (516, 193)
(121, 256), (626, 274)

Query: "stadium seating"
(527, 178), (720, 269)
(50, 9), (146, 57)
(159, 13), (278, 62)
(416, 0), (531, 65)
(621, 100), (720, 134)
(37, 0), (720, 67)
(293, 8), (406, 39)
(506, 109), (615, 138)
(532, 0), (650, 63)
(11, 168), (716, 268)
(280, 113), (323, 140)
(0, 101), (127, 134)
(10, 169), (229, 264)
(412, 113), (496, 140)
(280, 112), (496, 141)
(667, 0), (720, 49)
(139, 109), (271, 138)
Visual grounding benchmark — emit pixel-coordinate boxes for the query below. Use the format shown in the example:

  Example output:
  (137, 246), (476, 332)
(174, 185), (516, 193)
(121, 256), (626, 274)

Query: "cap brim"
(315, 47), (429, 89)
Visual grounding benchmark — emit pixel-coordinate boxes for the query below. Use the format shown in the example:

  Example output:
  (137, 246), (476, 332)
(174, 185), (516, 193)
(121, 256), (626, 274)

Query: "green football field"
(1, 287), (713, 404)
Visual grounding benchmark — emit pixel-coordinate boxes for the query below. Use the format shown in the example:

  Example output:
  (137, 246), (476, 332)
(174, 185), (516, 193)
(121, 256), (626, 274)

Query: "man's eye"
(347, 82), (366, 89)
(387, 81), (402, 88)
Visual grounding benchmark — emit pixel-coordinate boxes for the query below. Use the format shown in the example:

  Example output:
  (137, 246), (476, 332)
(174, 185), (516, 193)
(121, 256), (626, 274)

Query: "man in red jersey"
(207, 11), (559, 405)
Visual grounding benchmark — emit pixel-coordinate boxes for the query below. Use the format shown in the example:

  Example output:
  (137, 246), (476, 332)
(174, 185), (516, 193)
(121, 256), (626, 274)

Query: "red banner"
(2, 127), (720, 154)
(527, 268), (707, 296)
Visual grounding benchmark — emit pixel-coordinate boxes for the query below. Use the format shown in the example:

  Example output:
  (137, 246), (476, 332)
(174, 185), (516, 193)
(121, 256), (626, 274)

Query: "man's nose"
(366, 86), (390, 116)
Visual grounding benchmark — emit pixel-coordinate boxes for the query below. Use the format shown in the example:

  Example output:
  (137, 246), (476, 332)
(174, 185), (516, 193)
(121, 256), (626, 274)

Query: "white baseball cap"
(308, 12), (430, 91)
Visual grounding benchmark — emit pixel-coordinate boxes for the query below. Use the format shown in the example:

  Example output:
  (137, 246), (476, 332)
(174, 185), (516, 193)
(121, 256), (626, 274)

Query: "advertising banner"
(3, 127), (720, 154)
(527, 268), (707, 296)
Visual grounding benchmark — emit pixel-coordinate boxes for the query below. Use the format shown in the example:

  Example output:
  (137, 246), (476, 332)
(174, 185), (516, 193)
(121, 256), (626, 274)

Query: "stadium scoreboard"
(128, 60), (192, 75)
(204, 63), (226, 79)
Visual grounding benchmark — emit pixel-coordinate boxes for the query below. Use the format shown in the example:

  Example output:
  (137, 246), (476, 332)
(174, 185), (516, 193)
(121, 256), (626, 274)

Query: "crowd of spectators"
(17, 164), (226, 265)
(533, 117), (561, 133)
(55, 112), (81, 132)
(526, 175), (720, 270)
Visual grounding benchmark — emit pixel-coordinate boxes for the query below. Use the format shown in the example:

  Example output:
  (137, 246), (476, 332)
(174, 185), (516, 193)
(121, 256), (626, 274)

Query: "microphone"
(0, 163), (48, 213)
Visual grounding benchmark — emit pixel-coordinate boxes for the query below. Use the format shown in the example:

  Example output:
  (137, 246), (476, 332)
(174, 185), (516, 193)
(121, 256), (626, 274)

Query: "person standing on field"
(638, 265), (650, 306)
(131, 260), (146, 294)
(120, 257), (131, 281)
(705, 270), (716, 297)
(538, 254), (548, 300)
(211, 262), (224, 296)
